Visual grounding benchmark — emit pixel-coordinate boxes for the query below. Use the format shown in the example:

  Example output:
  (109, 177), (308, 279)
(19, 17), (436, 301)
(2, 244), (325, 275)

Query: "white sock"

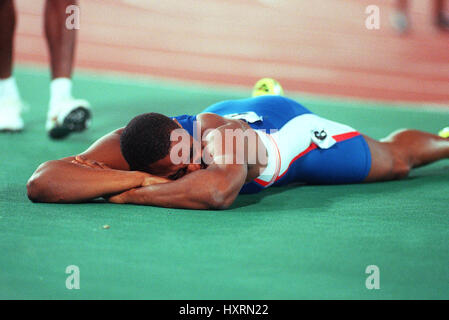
(0, 77), (21, 101)
(49, 78), (73, 108)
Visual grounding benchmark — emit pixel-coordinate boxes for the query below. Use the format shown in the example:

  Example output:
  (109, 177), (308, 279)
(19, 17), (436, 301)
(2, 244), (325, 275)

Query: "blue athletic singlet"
(174, 96), (372, 194)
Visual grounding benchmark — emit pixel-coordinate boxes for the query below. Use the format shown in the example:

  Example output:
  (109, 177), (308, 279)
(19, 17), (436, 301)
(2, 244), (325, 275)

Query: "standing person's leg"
(391, 0), (410, 33)
(364, 129), (449, 182)
(0, 0), (14, 79)
(397, 0), (408, 11)
(435, 0), (449, 29)
(44, 0), (91, 139)
(45, 0), (76, 79)
(0, 0), (23, 132)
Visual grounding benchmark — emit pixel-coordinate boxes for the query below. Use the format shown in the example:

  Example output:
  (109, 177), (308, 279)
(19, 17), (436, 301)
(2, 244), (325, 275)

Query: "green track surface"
(1, 67), (448, 299)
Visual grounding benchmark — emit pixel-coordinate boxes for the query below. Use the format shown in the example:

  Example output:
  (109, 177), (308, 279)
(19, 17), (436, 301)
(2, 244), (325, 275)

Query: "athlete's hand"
(72, 156), (111, 170)
(108, 189), (130, 204)
(108, 174), (170, 204)
(140, 173), (171, 187)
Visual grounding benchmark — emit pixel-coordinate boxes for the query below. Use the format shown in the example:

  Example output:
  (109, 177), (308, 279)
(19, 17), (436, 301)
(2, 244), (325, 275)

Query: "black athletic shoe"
(47, 100), (92, 139)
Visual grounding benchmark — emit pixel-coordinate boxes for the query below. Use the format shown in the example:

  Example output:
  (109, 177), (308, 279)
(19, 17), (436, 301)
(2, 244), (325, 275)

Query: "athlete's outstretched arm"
(27, 128), (163, 203)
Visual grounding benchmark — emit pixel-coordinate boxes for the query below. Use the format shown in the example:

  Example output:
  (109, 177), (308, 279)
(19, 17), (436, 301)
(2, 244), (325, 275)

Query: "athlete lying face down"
(27, 95), (449, 209)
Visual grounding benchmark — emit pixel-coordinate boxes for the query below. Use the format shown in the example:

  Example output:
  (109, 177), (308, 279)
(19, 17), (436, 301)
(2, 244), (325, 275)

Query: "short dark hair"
(120, 112), (179, 171)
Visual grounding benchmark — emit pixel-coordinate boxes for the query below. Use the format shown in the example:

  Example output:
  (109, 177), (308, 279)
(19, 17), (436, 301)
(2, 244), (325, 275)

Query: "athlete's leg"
(0, 0), (24, 132)
(435, 0), (445, 19)
(364, 130), (449, 182)
(391, 0), (410, 33)
(0, 0), (15, 79)
(435, 0), (449, 29)
(44, 0), (77, 79)
(397, 0), (408, 12)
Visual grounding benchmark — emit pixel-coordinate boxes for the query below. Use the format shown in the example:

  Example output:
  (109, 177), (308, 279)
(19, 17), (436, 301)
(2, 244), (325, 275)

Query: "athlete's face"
(148, 134), (205, 180)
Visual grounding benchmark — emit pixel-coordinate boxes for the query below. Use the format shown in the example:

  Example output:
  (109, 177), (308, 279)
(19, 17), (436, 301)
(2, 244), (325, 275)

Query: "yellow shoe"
(252, 78), (284, 97)
(438, 127), (449, 138)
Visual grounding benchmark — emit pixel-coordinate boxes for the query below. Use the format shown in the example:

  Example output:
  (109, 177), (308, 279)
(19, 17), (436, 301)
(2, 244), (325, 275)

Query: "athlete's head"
(120, 113), (203, 179)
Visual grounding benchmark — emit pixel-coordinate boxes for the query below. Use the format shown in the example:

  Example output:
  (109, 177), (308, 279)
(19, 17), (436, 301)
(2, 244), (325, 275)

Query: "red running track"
(13, 0), (449, 104)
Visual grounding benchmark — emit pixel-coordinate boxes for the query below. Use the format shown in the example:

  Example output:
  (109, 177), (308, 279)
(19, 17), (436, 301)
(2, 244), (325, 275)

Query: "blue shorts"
(241, 132), (372, 194)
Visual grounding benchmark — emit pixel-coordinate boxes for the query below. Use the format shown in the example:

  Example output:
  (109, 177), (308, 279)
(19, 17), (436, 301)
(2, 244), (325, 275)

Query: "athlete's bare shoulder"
(74, 127), (129, 170)
(197, 112), (227, 128)
(197, 112), (248, 131)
